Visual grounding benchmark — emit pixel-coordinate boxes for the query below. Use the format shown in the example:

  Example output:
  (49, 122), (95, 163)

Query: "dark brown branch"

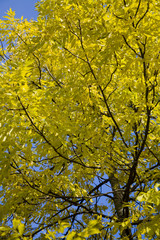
(113, 13), (124, 20)
(76, 21), (128, 150)
(103, 52), (118, 91)
(135, 0), (141, 17)
(103, 70), (117, 92)
(122, 35), (141, 57)
(44, 66), (62, 88)
(17, 96), (100, 169)
(13, 31), (42, 87)
(62, 45), (88, 63)
(123, 41), (151, 203)
(77, 70), (91, 77)
(145, 144), (160, 165)
(33, 53), (42, 86)
(0, 39), (10, 60)
(99, 86), (129, 149)
(135, 1), (149, 28)
(123, 0), (126, 6)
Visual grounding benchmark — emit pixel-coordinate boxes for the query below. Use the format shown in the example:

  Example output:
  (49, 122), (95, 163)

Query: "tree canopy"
(0, 0), (160, 239)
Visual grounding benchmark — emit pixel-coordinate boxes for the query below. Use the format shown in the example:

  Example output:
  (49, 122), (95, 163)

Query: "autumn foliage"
(0, 0), (160, 239)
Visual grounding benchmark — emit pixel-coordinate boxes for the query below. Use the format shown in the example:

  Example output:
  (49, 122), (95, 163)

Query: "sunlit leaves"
(0, 0), (160, 239)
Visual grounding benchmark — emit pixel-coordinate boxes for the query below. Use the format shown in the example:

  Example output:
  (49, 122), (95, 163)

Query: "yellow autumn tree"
(0, 0), (160, 239)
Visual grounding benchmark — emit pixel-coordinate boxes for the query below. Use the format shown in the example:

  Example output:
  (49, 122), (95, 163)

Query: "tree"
(0, 0), (160, 239)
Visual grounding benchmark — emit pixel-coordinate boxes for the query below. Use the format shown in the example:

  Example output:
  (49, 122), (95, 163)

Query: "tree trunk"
(109, 173), (133, 239)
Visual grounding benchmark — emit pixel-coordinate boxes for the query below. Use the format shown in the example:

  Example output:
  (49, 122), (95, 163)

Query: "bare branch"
(44, 66), (62, 88)
(135, 0), (141, 17)
(122, 35), (141, 57)
(135, 1), (149, 28)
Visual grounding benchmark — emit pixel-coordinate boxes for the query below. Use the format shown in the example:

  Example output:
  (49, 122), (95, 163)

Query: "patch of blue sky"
(0, 0), (38, 20)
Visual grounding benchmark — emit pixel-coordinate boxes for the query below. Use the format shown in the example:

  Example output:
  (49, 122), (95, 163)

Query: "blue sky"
(0, 0), (38, 20)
